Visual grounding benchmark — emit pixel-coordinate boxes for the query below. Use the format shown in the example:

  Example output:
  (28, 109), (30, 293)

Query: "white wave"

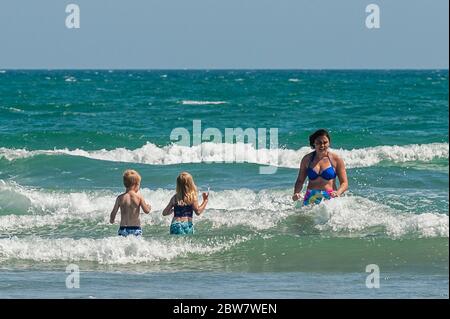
(64, 76), (77, 82)
(0, 181), (114, 215)
(0, 182), (294, 232)
(0, 214), (70, 232)
(337, 143), (449, 168)
(0, 181), (115, 231)
(8, 107), (25, 113)
(0, 143), (447, 169)
(288, 78), (300, 82)
(0, 70), (6, 74)
(306, 195), (449, 238)
(200, 189), (294, 230)
(0, 235), (248, 264)
(62, 111), (97, 117)
(181, 100), (227, 105)
(130, 188), (290, 229)
(0, 182), (447, 238)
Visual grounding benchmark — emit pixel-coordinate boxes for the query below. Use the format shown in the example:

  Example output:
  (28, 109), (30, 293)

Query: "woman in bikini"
(292, 129), (348, 205)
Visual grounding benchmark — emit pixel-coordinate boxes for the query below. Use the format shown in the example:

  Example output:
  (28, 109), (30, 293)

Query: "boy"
(110, 169), (151, 236)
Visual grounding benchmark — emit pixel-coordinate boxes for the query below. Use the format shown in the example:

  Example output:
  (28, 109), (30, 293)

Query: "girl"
(162, 172), (209, 234)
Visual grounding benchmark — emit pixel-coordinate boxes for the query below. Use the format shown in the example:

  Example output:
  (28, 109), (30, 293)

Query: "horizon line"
(1, 68), (449, 71)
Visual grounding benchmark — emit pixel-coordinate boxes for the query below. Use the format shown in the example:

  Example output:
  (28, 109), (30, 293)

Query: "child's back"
(110, 170), (151, 237)
(162, 171), (208, 235)
(117, 191), (143, 227)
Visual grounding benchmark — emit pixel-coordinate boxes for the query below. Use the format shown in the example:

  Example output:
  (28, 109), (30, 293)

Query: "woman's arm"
(162, 195), (175, 216)
(333, 155), (348, 196)
(293, 155), (308, 201)
(193, 193), (209, 216)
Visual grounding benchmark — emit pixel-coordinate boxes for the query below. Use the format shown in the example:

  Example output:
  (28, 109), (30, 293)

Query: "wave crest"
(306, 196), (449, 238)
(0, 182), (447, 238)
(0, 142), (447, 168)
(0, 235), (249, 264)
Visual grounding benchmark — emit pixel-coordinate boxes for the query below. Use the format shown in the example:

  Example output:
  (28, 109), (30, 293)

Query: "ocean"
(0, 70), (448, 298)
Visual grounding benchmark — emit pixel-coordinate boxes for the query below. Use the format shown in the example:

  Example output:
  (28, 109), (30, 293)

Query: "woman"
(293, 129), (348, 205)
(162, 171), (209, 234)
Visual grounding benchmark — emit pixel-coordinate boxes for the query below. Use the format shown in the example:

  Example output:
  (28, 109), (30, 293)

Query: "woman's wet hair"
(309, 129), (331, 148)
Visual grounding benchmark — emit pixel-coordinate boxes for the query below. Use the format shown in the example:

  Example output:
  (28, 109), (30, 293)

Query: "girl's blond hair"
(176, 172), (197, 205)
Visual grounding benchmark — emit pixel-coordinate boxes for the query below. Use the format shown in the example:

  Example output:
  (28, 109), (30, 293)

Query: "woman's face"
(314, 135), (330, 153)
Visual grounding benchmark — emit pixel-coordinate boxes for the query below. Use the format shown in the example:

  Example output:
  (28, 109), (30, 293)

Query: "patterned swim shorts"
(303, 189), (333, 206)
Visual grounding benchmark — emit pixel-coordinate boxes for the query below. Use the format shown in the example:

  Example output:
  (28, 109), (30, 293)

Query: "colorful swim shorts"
(170, 221), (194, 235)
(118, 226), (143, 237)
(303, 189), (333, 206)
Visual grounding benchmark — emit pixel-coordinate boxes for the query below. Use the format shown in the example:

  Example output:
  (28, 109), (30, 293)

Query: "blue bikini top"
(174, 203), (194, 218)
(307, 151), (337, 181)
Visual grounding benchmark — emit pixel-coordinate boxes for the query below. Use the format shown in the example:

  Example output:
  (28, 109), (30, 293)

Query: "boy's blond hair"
(123, 169), (142, 188)
(176, 172), (198, 205)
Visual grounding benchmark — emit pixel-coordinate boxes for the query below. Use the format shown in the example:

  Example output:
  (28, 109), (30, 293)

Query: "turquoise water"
(0, 70), (448, 298)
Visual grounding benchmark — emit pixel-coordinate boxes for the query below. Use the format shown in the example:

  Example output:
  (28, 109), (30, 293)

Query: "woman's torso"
(306, 151), (337, 191)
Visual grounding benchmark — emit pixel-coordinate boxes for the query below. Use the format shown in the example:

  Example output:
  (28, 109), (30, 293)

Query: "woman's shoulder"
(299, 151), (313, 168)
(301, 151), (315, 163)
(328, 151), (343, 164)
(302, 151), (314, 161)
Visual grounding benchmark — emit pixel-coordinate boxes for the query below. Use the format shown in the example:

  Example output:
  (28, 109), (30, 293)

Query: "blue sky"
(0, 0), (448, 69)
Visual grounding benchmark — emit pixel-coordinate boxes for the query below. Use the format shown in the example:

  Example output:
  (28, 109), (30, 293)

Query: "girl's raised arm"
(193, 192), (209, 216)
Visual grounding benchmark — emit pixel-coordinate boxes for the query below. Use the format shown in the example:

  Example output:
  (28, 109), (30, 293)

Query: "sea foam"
(0, 182), (447, 237)
(0, 142), (447, 169)
(181, 100), (227, 105)
(0, 235), (249, 264)
(307, 196), (449, 238)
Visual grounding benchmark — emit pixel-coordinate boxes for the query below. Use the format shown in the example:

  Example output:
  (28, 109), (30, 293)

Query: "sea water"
(0, 70), (448, 298)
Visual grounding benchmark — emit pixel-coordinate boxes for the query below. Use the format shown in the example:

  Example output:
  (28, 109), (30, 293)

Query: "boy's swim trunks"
(118, 226), (142, 237)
